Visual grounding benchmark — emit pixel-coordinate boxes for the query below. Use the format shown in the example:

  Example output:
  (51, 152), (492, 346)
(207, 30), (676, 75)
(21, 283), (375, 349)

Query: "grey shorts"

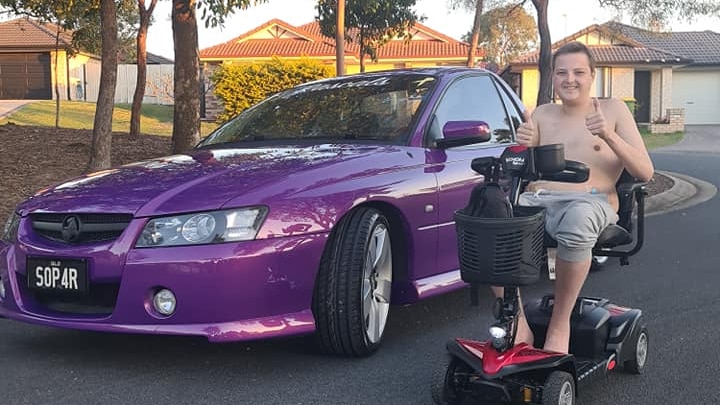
(519, 190), (619, 262)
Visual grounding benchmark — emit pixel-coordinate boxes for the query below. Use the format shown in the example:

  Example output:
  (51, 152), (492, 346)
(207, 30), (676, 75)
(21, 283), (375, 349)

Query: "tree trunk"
(130, 0), (158, 137)
(532, 0), (552, 106)
(171, 0), (201, 153)
(54, 29), (61, 128)
(467, 0), (484, 67)
(335, 0), (345, 76)
(88, 0), (118, 172)
(359, 31), (366, 73)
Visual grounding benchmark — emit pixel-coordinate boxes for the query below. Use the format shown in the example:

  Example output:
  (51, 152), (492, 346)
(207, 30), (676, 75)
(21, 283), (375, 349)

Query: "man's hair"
(552, 41), (596, 71)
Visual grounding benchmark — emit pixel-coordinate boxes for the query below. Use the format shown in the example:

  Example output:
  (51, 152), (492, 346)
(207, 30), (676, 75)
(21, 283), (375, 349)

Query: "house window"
(595, 67), (612, 97)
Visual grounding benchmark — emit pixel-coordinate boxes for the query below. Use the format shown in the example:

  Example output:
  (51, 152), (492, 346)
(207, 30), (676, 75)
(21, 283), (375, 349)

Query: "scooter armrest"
(537, 160), (589, 183)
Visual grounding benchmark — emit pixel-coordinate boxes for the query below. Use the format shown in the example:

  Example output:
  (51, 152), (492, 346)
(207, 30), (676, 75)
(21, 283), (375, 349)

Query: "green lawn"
(639, 127), (684, 150)
(0, 101), (218, 136)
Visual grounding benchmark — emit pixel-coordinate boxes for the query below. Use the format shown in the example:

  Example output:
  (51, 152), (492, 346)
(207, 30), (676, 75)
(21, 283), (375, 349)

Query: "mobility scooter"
(432, 144), (649, 405)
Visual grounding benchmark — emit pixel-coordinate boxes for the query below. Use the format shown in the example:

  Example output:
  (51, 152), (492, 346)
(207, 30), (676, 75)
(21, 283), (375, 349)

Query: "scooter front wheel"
(542, 370), (575, 405)
(431, 354), (469, 405)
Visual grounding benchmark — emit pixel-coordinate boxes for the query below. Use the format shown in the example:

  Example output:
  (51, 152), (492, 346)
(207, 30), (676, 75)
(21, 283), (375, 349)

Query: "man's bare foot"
(543, 331), (570, 353)
(514, 316), (534, 347)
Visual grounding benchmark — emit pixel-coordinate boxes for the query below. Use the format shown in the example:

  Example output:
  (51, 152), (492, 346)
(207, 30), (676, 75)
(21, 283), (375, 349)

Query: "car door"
(425, 73), (523, 276)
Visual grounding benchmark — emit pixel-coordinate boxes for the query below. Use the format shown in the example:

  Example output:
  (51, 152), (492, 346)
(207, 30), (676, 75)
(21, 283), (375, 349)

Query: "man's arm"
(586, 98), (654, 181)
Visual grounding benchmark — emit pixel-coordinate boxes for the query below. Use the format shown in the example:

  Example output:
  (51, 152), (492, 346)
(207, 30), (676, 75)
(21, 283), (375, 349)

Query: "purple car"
(0, 68), (525, 356)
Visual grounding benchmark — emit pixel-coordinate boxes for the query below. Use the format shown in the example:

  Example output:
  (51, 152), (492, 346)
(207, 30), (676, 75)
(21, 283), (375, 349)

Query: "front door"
(633, 71), (651, 123)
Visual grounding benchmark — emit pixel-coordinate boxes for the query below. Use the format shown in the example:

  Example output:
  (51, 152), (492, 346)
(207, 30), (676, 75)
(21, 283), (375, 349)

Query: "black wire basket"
(454, 205), (546, 286)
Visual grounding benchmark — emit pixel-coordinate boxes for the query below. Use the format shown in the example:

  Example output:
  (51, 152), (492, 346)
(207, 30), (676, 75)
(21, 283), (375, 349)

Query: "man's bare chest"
(538, 117), (617, 166)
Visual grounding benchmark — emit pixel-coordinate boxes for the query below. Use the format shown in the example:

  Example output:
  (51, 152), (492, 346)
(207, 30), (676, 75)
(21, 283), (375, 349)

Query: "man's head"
(552, 42), (596, 104)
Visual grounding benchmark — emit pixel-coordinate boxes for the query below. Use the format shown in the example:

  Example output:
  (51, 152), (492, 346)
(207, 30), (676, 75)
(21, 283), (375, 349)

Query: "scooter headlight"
(489, 326), (507, 339)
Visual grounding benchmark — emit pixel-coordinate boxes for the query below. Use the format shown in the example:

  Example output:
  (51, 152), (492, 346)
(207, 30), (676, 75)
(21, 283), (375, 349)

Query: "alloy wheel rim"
(362, 223), (392, 344)
(636, 332), (648, 368)
(559, 380), (573, 405)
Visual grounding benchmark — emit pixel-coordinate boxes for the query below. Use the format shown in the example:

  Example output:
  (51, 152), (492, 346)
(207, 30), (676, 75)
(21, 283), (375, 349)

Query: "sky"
(145, 0), (720, 60)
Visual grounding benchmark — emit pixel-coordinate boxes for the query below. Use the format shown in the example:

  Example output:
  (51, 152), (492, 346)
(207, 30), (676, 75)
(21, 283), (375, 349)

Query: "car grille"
(30, 213), (133, 244)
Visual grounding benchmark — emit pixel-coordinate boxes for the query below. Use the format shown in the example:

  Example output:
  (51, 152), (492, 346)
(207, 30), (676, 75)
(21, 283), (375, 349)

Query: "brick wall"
(649, 107), (685, 134)
(611, 68), (634, 99)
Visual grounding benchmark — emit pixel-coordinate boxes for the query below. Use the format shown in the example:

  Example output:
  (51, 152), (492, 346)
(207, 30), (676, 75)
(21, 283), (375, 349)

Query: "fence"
(84, 64), (174, 105)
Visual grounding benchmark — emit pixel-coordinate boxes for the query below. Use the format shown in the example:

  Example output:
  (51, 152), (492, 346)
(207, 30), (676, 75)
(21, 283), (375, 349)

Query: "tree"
(463, 5), (537, 66)
(88, 0), (119, 171)
(317, 0), (423, 72)
(335, 0), (345, 76)
(450, 0), (486, 67)
(171, 0), (268, 154)
(71, 0), (139, 63)
(598, 0), (720, 28)
(129, 0), (158, 138)
(530, 0), (551, 106)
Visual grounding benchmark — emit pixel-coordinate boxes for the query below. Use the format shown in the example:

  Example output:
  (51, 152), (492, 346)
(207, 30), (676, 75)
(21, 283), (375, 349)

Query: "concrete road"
(0, 132), (718, 405)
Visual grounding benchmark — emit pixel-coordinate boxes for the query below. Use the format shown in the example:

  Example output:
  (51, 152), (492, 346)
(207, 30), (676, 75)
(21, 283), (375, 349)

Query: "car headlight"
(135, 207), (268, 248)
(2, 212), (20, 243)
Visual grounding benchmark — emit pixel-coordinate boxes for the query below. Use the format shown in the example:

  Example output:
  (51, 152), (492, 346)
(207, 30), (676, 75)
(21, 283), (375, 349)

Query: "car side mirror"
(435, 120), (491, 149)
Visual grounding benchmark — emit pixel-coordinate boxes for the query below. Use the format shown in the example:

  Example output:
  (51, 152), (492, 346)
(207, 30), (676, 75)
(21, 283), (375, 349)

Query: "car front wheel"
(313, 207), (393, 356)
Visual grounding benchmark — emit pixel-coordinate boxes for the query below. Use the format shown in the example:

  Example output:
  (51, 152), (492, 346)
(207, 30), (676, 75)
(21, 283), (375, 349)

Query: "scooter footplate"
(575, 356), (612, 383)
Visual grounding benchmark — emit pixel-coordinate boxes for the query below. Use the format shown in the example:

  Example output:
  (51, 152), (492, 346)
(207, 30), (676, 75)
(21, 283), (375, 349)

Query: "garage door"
(0, 53), (52, 100)
(672, 71), (720, 125)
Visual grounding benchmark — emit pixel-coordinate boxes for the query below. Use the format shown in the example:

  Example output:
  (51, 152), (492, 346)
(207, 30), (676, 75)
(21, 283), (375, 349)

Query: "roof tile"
(604, 21), (720, 65)
(514, 44), (689, 65)
(199, 20), (471, 61)
(0, 18), (74, 48)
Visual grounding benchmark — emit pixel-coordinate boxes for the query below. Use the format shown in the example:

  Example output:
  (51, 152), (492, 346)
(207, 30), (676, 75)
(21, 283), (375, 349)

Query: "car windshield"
(198, 74), (437, 147)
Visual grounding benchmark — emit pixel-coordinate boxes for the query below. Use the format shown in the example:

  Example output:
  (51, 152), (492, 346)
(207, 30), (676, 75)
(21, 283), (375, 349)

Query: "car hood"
(18, 144), (418, 217)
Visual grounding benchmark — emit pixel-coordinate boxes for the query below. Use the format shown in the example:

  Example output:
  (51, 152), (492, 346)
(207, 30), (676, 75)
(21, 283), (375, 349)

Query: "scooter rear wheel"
(431, 354), (469, 405)
(624, 326), (649, 374)
(542, 370), (575, 405)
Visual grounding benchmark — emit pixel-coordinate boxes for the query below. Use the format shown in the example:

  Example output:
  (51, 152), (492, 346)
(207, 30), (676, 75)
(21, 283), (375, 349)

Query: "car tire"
(542, 370), (575, 405)
(313, 207), (393, 357)
(431, 354), (469, 405)
(624, 326), (649, 374)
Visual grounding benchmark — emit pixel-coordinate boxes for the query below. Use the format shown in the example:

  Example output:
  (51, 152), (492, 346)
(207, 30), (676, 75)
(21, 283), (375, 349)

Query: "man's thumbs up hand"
(517, 109), (538, 146)
(586, 97), (609, 139)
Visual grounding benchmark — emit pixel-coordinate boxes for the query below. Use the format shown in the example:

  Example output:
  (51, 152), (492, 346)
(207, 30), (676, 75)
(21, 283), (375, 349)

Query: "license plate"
(27, 257), (88, 294)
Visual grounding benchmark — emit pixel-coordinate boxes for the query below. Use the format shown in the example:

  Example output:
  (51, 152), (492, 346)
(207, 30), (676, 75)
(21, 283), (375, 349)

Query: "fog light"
(489, 326), (507, 339)
(153, 289), (176, 316)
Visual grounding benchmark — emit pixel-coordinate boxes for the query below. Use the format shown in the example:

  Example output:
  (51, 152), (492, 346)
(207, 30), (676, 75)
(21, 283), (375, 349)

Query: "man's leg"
(491, 286), (534, 346)
(543, 257), (591, 353)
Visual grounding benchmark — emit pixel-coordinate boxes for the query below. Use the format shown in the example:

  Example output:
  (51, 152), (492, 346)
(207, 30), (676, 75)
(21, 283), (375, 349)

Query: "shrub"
(211, 57), (334, 123)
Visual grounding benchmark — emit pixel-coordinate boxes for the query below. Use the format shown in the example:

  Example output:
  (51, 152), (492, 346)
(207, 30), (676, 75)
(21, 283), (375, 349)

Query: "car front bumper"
(0, 224), (329, 342)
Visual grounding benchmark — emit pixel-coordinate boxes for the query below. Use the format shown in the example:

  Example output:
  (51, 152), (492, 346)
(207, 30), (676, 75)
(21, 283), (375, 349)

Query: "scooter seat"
(545, 224), (633, 250)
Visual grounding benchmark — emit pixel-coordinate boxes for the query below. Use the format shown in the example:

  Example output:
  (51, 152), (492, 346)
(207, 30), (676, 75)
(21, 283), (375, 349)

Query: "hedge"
(211, 57), (334, 123)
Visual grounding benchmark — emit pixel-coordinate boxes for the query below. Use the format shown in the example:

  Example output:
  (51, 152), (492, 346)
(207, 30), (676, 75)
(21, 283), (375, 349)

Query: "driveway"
(654, 125), (720, 153)
(0, 100), (34, 119)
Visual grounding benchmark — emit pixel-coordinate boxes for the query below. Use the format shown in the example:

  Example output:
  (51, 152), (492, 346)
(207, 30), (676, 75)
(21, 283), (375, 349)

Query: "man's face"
(552, 52), (594, 103)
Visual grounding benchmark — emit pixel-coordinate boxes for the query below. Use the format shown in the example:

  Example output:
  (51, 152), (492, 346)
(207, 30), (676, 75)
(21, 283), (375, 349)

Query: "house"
(0, 18), (101, 101)
(509, 21), (720, 125)
(199, 18), (476, 118)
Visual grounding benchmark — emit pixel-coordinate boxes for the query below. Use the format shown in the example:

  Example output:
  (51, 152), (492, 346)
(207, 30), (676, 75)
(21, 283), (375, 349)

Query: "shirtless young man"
(494, 41), (654, 354)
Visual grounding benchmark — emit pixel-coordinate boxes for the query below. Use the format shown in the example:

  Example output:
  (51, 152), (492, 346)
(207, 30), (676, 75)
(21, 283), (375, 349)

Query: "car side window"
(496, 81), (523, 137)
(428, 75), (514, 146)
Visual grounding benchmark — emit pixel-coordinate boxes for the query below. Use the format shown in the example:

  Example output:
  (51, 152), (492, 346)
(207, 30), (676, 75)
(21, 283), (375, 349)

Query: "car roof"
(303, 67), (493, 85)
